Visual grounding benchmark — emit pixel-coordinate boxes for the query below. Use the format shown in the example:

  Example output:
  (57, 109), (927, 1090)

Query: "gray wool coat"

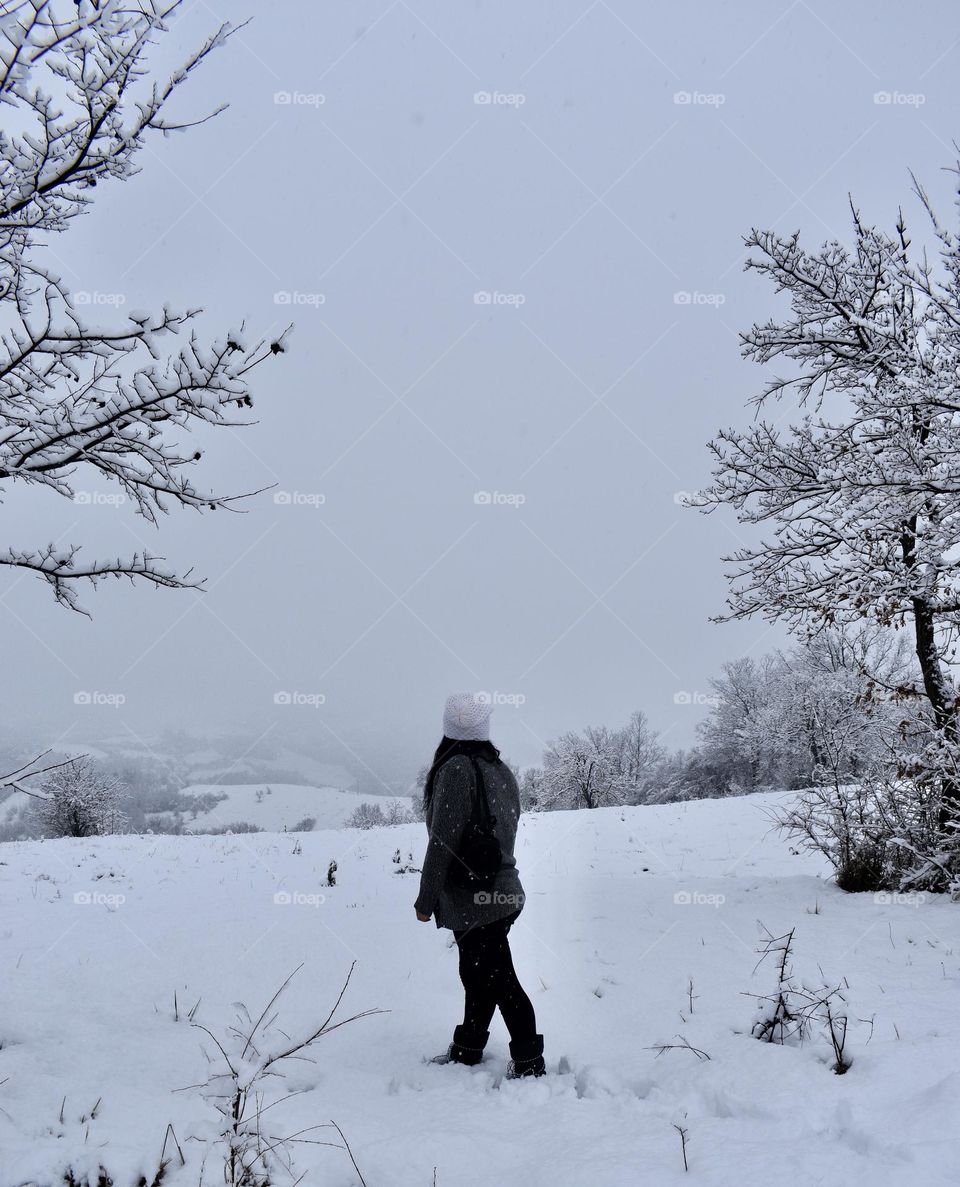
(414, 755), (525, 931)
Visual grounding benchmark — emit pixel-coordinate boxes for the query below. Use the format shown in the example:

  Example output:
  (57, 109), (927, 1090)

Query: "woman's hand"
(416, 909), (431, 922)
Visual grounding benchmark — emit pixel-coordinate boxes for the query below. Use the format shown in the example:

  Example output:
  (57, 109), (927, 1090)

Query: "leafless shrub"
(348, 799), (415, 829)
(771, 776), (955, 893)
(748, 925), (852, 1073)
(187, 961), (384, 1185)
(347, 802), (385, 829)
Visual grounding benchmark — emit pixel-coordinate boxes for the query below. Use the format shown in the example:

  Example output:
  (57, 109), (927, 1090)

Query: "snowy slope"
(172, 782), (411, 833)
(1, 791), (958, 1186)
(55, 734), (358, 792)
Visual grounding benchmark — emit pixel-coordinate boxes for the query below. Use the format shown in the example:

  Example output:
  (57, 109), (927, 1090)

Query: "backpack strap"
(468, 756), (496, 829)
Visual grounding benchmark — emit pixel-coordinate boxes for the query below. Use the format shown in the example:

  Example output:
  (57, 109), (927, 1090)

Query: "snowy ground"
(1, 792), (958, 1186)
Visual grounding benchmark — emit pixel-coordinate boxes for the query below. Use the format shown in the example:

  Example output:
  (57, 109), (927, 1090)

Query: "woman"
(414, 691), (545, 1078)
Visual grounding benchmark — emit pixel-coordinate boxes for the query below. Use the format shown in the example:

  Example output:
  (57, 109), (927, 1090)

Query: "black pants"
(452, 909), (537, 1043)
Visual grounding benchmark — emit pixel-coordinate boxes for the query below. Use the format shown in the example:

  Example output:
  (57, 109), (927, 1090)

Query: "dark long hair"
(422, 735), (501, 812)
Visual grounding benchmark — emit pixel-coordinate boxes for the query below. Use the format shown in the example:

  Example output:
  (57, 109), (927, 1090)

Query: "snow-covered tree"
(697, 656), (782, 792)
(537, 712), (665, 809)
(775, 628), (915, 788)
(693, 631), (915, 795)
(647, 748), (699, 804)
(0, 1), (289, 613)
(540, 726), (623, 810)
(610, 709), (666, 802)
(697, 181), (960, 826)
(32, 756), (126, 837)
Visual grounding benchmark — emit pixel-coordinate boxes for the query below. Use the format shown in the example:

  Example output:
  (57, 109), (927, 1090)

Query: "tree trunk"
(912, 594), (960, 826)
(901, 501), (960, 827)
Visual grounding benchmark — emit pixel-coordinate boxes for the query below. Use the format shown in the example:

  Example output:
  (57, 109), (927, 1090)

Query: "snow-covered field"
(1, 791), (958, 1186)
(173, 782), (411, 833)
(1, 781), (410, 839)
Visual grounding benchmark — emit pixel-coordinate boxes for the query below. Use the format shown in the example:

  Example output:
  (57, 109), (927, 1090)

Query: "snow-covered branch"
(0, 1), (290, 613)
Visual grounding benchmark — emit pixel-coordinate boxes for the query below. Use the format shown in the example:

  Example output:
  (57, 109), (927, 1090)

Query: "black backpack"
(446, 756), (502, 894)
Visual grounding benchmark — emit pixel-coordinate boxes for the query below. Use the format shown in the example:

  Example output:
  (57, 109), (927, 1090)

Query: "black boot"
(430, 1024), (489, 1066)
(506, 1033), (545, 1078)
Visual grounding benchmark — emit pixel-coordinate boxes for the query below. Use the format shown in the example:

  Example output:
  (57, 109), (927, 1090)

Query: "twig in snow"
(648, 1035), (711, 1061)
(331, 1118), (368, 1187)
(160, 1121), (185, 1168)
(673, 1123), (689, 1172)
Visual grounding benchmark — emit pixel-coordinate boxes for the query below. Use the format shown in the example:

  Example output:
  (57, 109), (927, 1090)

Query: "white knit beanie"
(442, 691), (493, 741)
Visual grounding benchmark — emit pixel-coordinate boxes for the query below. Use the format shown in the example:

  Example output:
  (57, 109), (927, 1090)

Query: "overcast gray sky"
(3, 0), (959, 786)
